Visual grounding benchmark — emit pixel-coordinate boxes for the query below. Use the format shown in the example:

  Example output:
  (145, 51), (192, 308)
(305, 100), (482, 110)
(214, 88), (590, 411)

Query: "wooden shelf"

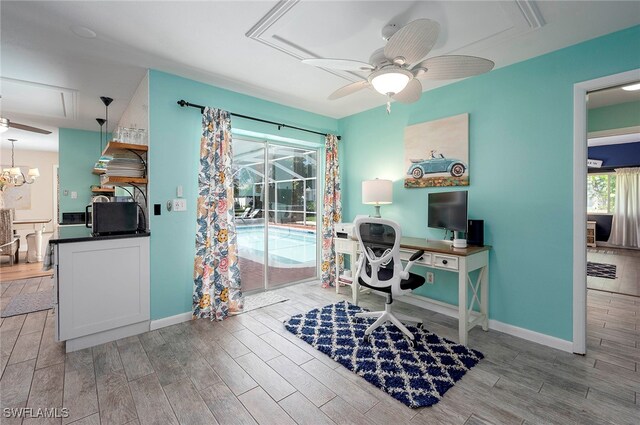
(92, 168), (106, 175)
(91, 187), (115, 193)
(102, 141), (148, 157)
(100, 176), (148, 185)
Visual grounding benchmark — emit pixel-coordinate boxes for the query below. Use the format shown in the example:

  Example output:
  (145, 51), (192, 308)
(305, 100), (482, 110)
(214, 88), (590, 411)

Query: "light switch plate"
(177, 185), (183, 197)
(71, 191), (77, 199)
(172, 199), (187, 211)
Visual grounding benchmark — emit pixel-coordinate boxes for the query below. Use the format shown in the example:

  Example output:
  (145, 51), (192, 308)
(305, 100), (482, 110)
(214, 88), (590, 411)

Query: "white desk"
(334, 236), (490, 346)
(334, 237), (362, 303)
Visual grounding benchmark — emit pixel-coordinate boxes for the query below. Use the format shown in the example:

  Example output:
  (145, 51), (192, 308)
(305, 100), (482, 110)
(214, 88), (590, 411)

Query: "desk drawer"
(335, 238), (355, 253)
(400, 250), (432, 266)
(433, 254), (458, 271)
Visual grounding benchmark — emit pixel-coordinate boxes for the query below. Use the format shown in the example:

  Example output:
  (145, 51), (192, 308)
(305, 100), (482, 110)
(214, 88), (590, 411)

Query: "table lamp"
(362, 179), (393, 218)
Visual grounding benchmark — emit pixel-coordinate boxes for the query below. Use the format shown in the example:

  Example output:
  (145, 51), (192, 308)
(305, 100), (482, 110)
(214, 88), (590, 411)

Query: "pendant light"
(94, 95), (113, 173)
(96, 118), (106, 153)
(100, 96), (113, 145)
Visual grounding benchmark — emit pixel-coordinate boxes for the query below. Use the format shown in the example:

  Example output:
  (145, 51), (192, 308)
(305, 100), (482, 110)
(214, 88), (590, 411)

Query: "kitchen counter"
(49, 226), (150, 244)
(51, 228), (150, 352)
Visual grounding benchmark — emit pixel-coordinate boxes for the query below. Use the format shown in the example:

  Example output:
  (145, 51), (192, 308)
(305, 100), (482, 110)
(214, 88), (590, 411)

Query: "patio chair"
(0, 209), (19, 266)
(237, 208), (261, 224)
(236, 207), (252, 219)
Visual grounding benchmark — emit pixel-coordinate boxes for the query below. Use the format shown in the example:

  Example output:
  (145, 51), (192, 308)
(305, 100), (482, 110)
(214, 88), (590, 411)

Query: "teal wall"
(588, 100), (640, 132)
(338, 25), (640, 341)
(58, 128), (103, 219)
(148, 70), (337, 320)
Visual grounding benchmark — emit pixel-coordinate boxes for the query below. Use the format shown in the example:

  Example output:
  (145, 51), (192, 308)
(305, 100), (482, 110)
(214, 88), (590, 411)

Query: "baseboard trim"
(487, 319), (573, 353)
(150, 312), (192, 331)
(65, 321), (150, 353)
(377, 293), (573, 353)
(595, 241), (640, 250)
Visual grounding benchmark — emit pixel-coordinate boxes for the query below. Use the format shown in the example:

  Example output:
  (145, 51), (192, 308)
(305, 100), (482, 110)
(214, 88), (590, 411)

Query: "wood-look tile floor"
(1, 277), (639, 425)
(0, 253), (53, 283)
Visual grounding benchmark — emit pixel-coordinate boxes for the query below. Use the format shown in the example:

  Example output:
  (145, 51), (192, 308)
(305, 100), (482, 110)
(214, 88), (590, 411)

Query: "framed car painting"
(404, 113), (469, 188)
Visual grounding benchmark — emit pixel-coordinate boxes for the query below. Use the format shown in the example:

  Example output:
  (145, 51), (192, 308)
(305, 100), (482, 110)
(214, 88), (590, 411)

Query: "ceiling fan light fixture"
(369, 68), (412, 95)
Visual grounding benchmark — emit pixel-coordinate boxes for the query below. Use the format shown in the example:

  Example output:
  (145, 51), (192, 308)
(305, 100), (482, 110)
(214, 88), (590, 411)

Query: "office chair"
(353, 217), (426, 344)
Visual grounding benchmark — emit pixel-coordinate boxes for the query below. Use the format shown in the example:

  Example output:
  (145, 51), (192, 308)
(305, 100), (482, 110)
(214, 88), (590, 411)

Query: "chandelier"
(1, 139), (39, 187)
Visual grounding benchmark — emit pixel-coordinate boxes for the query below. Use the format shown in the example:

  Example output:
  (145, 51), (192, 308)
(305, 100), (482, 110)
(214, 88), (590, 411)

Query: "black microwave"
(86, 202), (138, 235)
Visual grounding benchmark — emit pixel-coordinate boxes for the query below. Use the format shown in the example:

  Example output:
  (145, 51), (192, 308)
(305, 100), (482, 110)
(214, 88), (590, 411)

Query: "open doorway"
(572, 69), (640, 355)
(1, 128), (58, 282)
(586, 82), (640, 297)
(582, 81), (640, 367)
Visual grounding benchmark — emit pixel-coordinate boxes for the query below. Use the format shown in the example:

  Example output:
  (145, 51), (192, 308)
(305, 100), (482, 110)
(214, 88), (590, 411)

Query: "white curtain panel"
(608, 167), (640, 248)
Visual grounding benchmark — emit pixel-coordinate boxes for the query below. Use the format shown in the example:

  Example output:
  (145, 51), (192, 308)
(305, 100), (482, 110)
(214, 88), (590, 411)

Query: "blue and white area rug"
(284, 301), (483, 408)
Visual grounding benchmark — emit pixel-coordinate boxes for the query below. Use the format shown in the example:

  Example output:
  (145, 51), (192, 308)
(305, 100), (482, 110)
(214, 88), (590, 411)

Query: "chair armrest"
(401, 250), (425, 279)
(409, 250), (424, 262)
(0, 238), (19, 249)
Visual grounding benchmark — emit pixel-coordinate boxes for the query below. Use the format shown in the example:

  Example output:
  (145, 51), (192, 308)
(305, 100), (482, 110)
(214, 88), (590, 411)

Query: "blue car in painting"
(407, 154), (467, 179)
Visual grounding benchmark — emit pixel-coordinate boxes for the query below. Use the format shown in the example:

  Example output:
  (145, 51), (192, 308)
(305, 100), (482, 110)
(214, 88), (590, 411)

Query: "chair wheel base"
(362, 335), (370, 343)
(416, 323), (423, 330)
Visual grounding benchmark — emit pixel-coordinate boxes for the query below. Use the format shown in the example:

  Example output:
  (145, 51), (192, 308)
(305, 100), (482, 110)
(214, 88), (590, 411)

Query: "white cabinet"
(53, 236), (150, 352)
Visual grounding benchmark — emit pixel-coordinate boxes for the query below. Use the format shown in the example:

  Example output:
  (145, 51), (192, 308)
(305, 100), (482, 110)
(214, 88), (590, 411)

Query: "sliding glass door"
(266, 145), (318, 287)
(233, 139), (266, 292)
(232, 139), (318, 292)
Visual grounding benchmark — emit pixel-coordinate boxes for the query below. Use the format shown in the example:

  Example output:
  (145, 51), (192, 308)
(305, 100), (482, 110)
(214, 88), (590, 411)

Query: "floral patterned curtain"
(321, 134), (342, 288)
(193, 107), (243, 320)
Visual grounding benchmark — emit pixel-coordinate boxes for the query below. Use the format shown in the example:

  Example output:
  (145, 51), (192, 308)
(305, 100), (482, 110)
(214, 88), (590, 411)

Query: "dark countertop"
(49, 226), (150, 244)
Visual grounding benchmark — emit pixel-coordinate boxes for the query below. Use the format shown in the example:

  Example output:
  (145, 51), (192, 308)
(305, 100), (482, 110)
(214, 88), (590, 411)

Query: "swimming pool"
(236, 225), (317, 267)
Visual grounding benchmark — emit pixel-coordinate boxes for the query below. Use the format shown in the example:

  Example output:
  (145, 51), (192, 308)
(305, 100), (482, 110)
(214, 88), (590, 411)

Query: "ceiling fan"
(302, 19), (495, 113)
(0, 117), (52, 134)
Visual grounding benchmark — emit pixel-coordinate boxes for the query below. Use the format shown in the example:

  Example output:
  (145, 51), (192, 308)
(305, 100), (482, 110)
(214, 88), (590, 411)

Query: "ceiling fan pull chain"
(386, 94), (391, 114)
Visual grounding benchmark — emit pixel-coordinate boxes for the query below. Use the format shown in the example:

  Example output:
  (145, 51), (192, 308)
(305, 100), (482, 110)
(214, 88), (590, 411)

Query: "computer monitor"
(428, 191), (468, 233)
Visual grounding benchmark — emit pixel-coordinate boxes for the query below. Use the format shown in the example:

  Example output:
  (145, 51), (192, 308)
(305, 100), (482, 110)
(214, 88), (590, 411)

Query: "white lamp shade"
(28, 168), (40, 178)
(362, 179), (393, 205)
(9, 167), (21, 176)
(369, 68), (412, 95)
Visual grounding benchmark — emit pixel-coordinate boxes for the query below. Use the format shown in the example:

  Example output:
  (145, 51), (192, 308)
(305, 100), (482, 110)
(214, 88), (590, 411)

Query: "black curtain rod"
(176, 100), (340, 140)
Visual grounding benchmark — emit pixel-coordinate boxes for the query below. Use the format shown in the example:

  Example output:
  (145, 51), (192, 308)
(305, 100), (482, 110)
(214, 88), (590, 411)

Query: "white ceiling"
(1, 0), (639, 151)
(0, 119), (59, 153)
(587, 81), (640, 109)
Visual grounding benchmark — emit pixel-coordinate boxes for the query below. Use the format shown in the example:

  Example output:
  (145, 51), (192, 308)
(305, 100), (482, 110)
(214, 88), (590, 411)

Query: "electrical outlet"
(172, 199), (187, 212)
(71, 191), (77, 199)
(426, 272), (435, 284)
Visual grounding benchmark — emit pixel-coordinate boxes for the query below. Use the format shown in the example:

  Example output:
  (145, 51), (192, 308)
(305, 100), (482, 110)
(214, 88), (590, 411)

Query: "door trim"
(572, 68), (640, 354)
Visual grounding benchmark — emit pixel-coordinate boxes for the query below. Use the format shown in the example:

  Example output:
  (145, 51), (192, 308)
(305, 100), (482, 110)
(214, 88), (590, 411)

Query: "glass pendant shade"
(369, 69), (412, 95)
